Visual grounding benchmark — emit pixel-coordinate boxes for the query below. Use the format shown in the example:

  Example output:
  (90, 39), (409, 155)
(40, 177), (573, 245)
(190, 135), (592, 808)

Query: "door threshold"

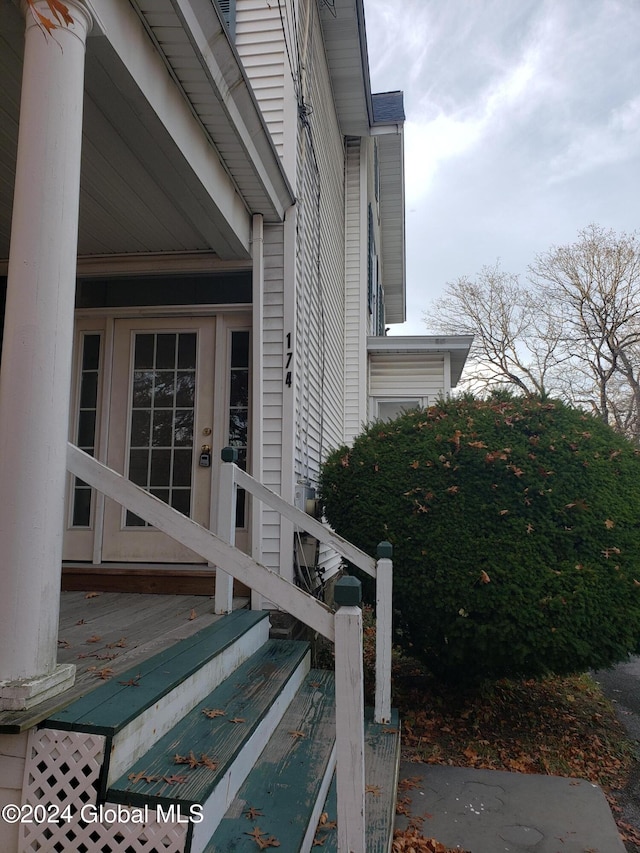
(61, 563), (249, 597)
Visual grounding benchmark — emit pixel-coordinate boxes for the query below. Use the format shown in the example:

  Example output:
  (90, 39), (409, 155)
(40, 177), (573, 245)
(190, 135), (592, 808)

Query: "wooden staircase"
(18, 609), (400, 853)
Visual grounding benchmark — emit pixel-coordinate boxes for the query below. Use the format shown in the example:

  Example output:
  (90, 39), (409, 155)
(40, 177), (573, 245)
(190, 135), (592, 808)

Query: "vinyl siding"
(344, 137), (368, 443)
(261, 223), (286, 571)
(292, 0), (345, 577)
(235, 0), (286, 158)
(369, 353), (446, 400)
(293, 0), (345, 480)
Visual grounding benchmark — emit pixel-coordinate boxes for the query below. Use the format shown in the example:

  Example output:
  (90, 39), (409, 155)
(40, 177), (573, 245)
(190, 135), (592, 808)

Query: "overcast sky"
(363, 0), (640, 335)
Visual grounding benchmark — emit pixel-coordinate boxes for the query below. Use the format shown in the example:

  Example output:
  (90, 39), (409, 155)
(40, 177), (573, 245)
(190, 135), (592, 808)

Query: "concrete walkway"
(595, 658), (640, 851)
(395, 762), (625, 852)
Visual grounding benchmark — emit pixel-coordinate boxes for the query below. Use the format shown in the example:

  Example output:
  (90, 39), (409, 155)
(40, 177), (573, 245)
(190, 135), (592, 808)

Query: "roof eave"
(367, 335), (474, 387)
(375, 127), (405, 323)
(127, 0), (294, 221)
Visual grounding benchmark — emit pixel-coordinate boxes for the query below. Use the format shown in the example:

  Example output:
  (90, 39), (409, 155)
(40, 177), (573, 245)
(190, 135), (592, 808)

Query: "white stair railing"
(66, 442), (394, 853)
(216, 448), (393, 725)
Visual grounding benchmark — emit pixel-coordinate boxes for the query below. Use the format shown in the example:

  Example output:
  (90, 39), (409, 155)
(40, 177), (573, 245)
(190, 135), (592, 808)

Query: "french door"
(64, 317), (215, 563)
(64, 313), (251, 564)
(101, 319), (215, 562)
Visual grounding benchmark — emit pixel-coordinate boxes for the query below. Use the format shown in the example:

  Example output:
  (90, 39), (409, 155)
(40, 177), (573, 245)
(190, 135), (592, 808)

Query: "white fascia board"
(318, 0), (372, 136)
(367, 335), (474, 354)
(367, 335), (474, 387)
(377, 128), (405, 323)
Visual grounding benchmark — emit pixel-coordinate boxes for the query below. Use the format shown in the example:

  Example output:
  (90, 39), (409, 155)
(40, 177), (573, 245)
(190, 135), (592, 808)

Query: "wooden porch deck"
(0, 591), (248, 734)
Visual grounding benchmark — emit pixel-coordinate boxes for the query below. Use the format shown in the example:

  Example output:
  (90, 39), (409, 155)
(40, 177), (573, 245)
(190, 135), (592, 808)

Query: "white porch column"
(0, 1), (91, 709)
(250, 213), (264, 610)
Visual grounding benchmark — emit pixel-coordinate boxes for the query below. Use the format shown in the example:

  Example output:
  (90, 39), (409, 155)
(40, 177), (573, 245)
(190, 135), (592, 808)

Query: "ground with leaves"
(387, 646), (640, 852)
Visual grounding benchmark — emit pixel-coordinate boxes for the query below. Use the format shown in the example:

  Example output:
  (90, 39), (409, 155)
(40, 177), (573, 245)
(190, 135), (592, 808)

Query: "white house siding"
(235, 0), (297, 182)
(235, 0), (285, 155)
(369, 352), (446, 417)
(289, 0), (345, 578)
(261, 223), (287, 573)
(293, 0), (345, 483)
(344, 137), (368, 444)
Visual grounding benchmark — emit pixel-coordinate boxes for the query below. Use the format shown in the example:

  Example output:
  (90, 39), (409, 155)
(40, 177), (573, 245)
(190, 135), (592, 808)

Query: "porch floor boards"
(0, 591), (248, 734)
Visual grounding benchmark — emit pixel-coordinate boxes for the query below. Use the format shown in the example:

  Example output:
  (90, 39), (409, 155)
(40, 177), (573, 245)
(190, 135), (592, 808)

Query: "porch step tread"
(108, 639), (310, 809)
(318, 709), (401, 852)
(45, 609), (269, 734)
(204, 668), (336, 853)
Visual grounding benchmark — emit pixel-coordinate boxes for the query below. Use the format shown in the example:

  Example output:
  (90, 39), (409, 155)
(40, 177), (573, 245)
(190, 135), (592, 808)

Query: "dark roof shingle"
(371, 91), (405, 124)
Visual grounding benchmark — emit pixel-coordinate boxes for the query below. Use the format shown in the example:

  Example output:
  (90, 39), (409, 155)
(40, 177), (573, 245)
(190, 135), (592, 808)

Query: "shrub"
(320, 396), (640, 682)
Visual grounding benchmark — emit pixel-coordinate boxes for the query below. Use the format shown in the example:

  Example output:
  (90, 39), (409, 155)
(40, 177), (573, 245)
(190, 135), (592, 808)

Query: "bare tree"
(530, 224), (640, 433)
(426, 226), (640, 440)
(427, 262), (564, 397)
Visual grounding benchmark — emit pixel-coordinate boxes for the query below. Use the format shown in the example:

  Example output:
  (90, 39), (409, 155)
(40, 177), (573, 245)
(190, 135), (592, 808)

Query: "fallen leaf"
(203, 708), (226, 719)
(605, 519), (615, 529)
(398, 777), (421, 791)
(84, 592), (101, 599)
(245, 826), (267, 841)
(199, 754), (218, 770)
(107, 637), (128, 648)
(162, 774), (188, 784)
(86, 635), (102, 644)
(189, 609), (197, 620)
(479, 570), (491, 584)
(119, 675), (141, 687)
(127, 772), (160, 784)
(76, 618), (86, 625)
(58, 639), (70, 648)
(256, 837), (281, 849)
(230, 717), (246, 724)
(245, 806), (264, 820)
(289, 730), (306, 739)
(88, 667), (114, 680)
(128, 771), (147, 784)
(174, 751), (200, 770)
(366, 784), (381, 797)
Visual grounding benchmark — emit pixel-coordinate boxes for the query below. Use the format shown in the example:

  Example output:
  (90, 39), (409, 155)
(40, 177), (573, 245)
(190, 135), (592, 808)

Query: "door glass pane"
(71, 334), (101, 528)
(229, 331), (250, 527)
(125, 331), (196, 526)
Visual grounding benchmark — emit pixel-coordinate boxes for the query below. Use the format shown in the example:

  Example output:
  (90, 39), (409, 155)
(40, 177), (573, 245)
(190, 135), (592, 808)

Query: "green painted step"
(108, 639), (310, 811)
(45, 609), (269, 734)
(318, 709), (401, 852)
(204, 668), (336, 853)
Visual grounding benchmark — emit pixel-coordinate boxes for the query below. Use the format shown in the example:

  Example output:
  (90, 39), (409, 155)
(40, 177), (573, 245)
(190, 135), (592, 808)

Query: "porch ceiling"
(0, 0), (294, 264)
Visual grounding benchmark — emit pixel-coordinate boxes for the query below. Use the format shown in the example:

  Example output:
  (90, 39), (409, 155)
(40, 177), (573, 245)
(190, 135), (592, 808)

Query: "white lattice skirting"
(19, 728), (188, 853)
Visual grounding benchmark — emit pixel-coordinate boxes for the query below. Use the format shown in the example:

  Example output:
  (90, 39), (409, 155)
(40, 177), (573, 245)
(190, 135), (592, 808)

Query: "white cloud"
(549, 95), (640, 182)
(363, 0), (640, 332)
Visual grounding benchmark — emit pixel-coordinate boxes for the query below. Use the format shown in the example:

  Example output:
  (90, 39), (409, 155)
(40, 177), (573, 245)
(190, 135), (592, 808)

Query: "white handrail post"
(334, 576), (366, 853)
(375, 541), (393, 724)
(215, 447), (238, 614)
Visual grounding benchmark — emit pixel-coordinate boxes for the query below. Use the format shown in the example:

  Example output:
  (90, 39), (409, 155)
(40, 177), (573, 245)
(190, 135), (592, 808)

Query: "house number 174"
(285, 332), (293, 388)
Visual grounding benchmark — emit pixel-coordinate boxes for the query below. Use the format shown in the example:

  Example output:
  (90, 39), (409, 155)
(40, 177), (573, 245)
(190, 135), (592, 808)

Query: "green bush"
(320, 396), (640, 682)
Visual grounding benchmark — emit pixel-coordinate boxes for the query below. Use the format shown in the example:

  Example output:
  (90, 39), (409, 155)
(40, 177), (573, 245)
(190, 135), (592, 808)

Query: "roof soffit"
(124, 0), (294, 221)
(318, 0), (372, 136)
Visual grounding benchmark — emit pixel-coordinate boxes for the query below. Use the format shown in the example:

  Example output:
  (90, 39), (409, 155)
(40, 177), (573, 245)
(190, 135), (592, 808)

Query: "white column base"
(0, 664), (76, 711)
